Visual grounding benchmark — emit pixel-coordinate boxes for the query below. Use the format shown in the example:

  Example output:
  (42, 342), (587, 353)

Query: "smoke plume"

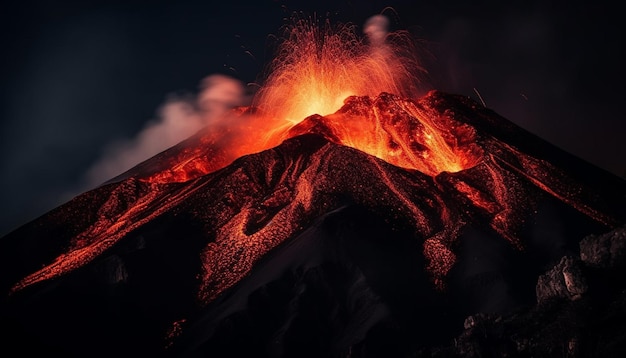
(363, 14), (389, 47)
(83, 74), (248, 189)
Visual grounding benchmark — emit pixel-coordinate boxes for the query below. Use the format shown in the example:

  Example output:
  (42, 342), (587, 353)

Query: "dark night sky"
(1, 0), (624, 236)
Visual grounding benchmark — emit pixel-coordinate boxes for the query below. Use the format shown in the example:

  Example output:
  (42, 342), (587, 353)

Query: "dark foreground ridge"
(1, 91), (625, 357)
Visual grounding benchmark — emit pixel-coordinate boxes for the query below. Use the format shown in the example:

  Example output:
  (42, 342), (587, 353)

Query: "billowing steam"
(83, 74), (247, 189)
(363, 14), (389, 47)
(198, 75), (247, 120)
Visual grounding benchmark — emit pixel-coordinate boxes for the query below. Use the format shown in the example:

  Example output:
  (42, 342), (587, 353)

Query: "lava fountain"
(253, 14), (479, 175)
(252, 13), (426, 124)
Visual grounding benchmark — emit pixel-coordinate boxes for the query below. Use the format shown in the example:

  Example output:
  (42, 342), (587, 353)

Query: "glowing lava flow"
(7, 14), (624, 306)
(287, 93), (483, 176)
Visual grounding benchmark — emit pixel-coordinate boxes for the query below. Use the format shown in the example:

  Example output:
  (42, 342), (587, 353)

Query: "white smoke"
(198, 74), (246, 119)
(83, 74), (247, 189)
(363, 14), (389, 47)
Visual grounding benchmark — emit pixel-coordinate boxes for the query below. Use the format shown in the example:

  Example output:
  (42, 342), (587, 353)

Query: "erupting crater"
(135, 90), (483, 186)
(2, 13), (625, 358)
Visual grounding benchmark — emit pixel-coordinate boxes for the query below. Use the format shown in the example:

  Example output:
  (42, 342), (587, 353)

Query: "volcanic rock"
(580, 224), (626, 269)
(1, 90), (625, 357)
(536, 256), (587, 304)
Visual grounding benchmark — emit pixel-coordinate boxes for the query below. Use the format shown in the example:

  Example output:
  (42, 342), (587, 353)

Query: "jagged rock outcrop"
(536, 256), (587, 304)
(431, 225), (626, 358)
(580, 225), (626, 269)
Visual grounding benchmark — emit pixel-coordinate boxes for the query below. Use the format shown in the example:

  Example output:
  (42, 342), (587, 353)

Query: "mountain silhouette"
(2, 91), (625, 357)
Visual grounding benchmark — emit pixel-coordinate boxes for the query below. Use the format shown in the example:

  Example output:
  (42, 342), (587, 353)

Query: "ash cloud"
(82, 74), (248, 190)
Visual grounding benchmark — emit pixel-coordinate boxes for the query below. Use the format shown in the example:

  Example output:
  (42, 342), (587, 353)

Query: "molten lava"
(5, 14), (625, 314)
(132, 15), (472, 183)
(3, 13), (626, 358)
(287, 93), (483, 175)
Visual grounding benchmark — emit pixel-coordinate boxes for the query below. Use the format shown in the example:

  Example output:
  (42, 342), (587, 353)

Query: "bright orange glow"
(10, 14), (622, 310)
(287, 93), (482, 176)
(252, 14), (426, 124)
(139, 15), (474, 183)
(142, 108), (293, 184)
(247, 14), (483, 175)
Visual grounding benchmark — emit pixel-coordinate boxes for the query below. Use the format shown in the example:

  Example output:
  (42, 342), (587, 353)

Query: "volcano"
(1, 89), (626, 357)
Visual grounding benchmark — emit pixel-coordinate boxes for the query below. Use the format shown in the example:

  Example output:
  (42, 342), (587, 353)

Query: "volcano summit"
(2, 89), (626, 357)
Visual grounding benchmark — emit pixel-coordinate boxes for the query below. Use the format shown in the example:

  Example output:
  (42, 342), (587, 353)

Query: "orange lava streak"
(142, 111), (292, 184)
(395, 101), (470, 173)
(287, 93), (482, 176)
(9, 179), (211, 294)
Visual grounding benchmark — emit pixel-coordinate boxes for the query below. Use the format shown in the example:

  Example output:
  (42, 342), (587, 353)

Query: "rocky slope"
(1, 91), (624, 357)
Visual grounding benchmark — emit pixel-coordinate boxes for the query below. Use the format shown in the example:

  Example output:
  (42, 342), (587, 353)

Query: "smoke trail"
(363, 14), (389, 47)
(198, 74), (247, 121)
(82, 74), (247, 189)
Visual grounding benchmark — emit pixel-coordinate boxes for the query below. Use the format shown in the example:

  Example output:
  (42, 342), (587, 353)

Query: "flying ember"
(253, 13), (426, 123)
